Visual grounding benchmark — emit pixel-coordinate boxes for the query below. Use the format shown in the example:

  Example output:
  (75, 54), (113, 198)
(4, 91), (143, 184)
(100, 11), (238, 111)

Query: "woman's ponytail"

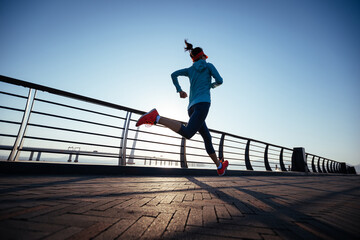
(184, 39), (193, 52)
(184, 39), (207, 62)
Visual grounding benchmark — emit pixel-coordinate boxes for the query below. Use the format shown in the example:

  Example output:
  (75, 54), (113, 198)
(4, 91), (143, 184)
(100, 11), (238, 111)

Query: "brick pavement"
(0, 174), (359, 239)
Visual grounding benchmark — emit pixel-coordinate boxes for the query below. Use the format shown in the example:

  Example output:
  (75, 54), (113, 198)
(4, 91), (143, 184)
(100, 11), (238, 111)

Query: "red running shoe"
(136, 109), (159, 127)
(217, 159), (229, 176)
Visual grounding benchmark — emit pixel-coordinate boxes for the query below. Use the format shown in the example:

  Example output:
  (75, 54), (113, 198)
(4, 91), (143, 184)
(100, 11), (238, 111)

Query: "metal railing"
(0, 75), (354, 174)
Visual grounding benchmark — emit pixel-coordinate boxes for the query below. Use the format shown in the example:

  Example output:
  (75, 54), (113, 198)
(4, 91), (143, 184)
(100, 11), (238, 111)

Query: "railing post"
(279, 148), (287, 171)
(119, 112), (132, 166)
(322, 158), (327, 173)
(36, 152), (41, 161)
(180, 137), (188, 168)
(29, 151), (34, 161)
(311, 155), (317, 173)
(8, 88), (35, 161)
(291, 147), (309, 172)
(317, 157), (322, 173)
(326, 159), (330, 173)
(331, 161), (335, 173)
(264, 144), (271, 171)
(218, 134), (225, 160)
(245, 140), (253, 170)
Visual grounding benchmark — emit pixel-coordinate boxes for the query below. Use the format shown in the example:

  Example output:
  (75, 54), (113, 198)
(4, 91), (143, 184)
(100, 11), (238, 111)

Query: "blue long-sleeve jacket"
(171, 59), (223, 109)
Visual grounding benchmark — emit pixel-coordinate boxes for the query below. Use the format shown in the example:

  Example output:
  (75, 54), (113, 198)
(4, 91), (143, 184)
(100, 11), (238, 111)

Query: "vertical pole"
(264, 144), (272, 171)
(330, 161), (335, 173)
(326, 159), (330, 173)
(14, 90), (37, 161)
(311, 155), (317, 173)
(29, 151), (34, 161)
(317, 157), (322, 173)
(322, 158), (327, 173)
(36, 152), (41, 161)
(119, 112), (132, 166)
(218, 134), (225, 160)
(279, 148), (287, 171)
(180, 137), (188, 168)
(245, 140), (253, 170)
(8, 88), (35, 161)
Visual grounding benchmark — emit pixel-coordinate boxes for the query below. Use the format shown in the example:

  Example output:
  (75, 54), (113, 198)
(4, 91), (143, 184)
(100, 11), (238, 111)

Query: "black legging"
(178, 102), (215, 155)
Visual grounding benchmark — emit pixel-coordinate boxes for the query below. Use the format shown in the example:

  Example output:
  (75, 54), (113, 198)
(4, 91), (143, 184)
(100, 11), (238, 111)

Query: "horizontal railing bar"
(221, 157), (245, 161)
(223, 145), (246, 151)
(210, 130), (293, 151)
(185, 152), (209, 158)
(305, 153), (336, 162)
(249, 150), (264, 155)
(185, 161), (214, 165)
(127, 138), (181, 148)
(35, 98), (127, 120)
(127, 156), (180, 162)
(0, 133), (17, 138)
(0, 90), (28, 99)
(20, 147), (120, 158)
(27, 123), (123, 140)
(250, 143), (266, 149)
(249, 159), (265, 163)
(0, 119), (21, 125)
(0, 75), (145, 115)
(126, 147), (180, 156)
(32, 111), (124, 130)
(267, 149), (281, 153)
(23, 136), (121, 149)
(268, 152), (280, 157)
(0, 144), (13, 150)
(182, 145), (205, 151)
(0, 105), (25, 113)
(248, 164), (265, 168)
(128, 128), (182, 140)
(223, 150), (245, 155)
(222, 138), (247, 145)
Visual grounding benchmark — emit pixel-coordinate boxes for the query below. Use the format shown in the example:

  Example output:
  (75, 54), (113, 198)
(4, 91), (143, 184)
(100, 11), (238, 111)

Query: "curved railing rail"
(0, 75), (355, 174)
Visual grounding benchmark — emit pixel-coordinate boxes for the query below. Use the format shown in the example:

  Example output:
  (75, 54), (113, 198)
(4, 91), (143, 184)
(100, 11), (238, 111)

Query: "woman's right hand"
(179, 91), (188, 99)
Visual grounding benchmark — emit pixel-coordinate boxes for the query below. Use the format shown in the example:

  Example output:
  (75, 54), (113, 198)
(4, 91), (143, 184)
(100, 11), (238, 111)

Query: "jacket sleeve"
(171, 68), (188, 92)
(207, 63), (223, 88)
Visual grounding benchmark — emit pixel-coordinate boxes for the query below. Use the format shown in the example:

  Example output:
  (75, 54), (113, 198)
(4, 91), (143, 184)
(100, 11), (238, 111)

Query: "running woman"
(136, 40), (229, 176)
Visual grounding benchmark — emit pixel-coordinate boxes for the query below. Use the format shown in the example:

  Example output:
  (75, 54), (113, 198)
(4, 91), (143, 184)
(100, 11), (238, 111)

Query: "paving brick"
(185, 225), (263, 240)
(145, 195), (166, 206)
(187, 208), (202, 227)
(0, 205), (48, 221)
(166, 209), (189, 232)
(172, 193), (185, 203)
(1, 219), (64, 232)
(66, 221), (112, 240)
(141, 212), (172, 239)
(0, 225), (50, 240)
(215, 205), (231, 219)
(42, 226), (83, 240)
(93, 219), (136, 240)
(160, 195), (176, 204)
(118, 216), (154, 239)
(203, 205), (217, 225)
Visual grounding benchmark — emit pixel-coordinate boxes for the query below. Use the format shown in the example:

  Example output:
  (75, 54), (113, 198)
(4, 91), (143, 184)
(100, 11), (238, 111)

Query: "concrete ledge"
(0, 161), (348, 176)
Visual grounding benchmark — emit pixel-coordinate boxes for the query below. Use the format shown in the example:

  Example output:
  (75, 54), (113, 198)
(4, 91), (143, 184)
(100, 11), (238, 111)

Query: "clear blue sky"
(1, 0), (359, 166)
